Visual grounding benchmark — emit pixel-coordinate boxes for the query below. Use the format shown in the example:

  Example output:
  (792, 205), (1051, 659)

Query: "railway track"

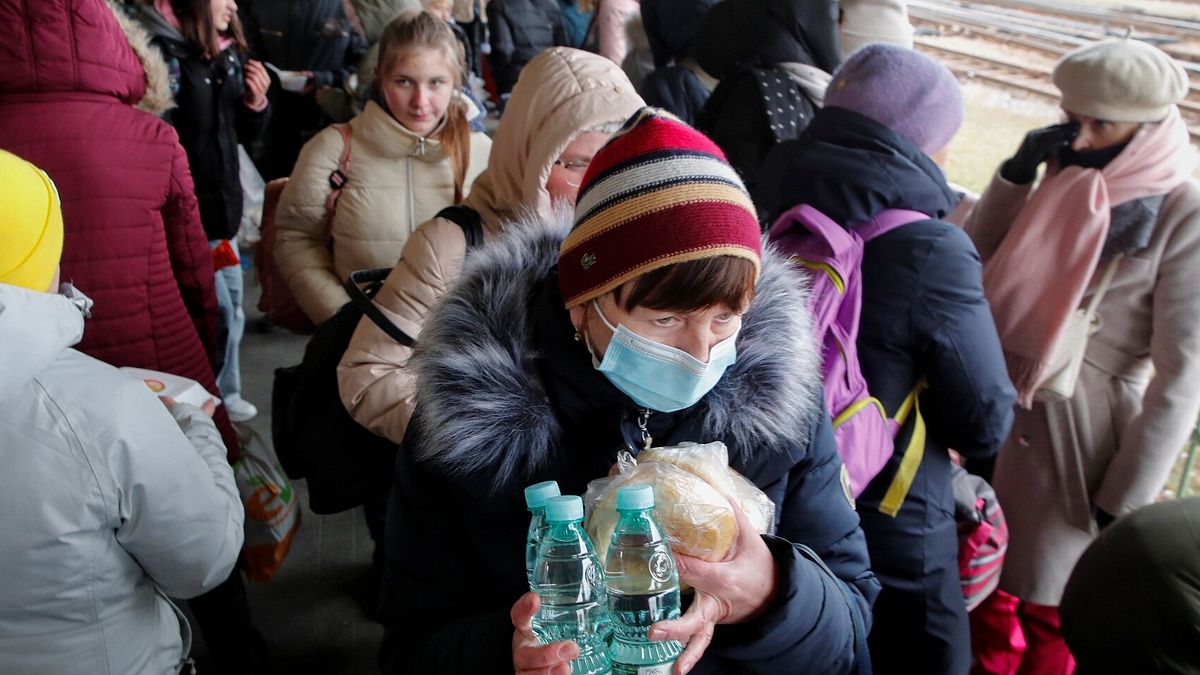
(908, 0), (1200, 142)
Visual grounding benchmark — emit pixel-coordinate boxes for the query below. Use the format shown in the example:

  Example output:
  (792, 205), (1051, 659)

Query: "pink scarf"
(154, 0), (235, 54)
(982, 106), (1194, 407)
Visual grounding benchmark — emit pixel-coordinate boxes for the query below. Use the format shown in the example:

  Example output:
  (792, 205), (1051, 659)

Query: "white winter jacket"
(0, 284), (244, 674)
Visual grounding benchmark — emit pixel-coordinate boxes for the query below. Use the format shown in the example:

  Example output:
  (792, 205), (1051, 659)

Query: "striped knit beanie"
(558, 108), (762, 308)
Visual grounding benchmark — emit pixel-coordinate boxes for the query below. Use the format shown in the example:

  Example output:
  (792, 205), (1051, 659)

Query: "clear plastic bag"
(584, 442), (776, 563)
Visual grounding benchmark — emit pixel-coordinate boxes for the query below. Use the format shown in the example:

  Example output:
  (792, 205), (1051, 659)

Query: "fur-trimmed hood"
(0, 0), (173, 115)
(410, 207), (823, 491)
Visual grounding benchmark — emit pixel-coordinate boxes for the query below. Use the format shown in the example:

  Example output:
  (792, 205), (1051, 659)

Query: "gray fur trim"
(411, 206), (822, 491)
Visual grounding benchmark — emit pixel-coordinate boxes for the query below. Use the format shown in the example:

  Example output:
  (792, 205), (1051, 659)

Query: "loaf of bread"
(639, 443), (776, 536)
(585, 461), (737, 563)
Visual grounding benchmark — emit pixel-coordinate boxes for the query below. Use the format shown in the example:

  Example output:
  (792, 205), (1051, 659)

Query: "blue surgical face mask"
(585, 300), (738, 413)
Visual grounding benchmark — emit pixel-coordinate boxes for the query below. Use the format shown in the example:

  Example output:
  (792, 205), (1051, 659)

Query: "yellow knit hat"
(0, 150), (64, 292)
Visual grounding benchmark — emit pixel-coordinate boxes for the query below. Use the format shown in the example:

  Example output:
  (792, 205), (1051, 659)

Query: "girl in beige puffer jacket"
(336, 47), (645, 445)
(274, 9), (491, 324)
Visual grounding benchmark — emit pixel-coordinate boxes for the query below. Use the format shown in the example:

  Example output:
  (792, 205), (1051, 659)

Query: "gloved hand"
(1000, 122), (1080, 184)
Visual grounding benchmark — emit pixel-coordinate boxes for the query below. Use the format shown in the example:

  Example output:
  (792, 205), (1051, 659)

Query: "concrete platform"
(188, 263), (383, 674)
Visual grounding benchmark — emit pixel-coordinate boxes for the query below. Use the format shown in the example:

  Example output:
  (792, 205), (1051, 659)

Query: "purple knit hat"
(824, 43), (963, 155)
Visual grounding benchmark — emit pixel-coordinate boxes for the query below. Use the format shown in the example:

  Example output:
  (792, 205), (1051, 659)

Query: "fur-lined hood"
(0, 0), (172, 115)
(410, 207), (823, 491)
(109, 1), (174, 114)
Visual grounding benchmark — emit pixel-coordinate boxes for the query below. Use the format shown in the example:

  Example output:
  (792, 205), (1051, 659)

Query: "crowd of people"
(1, 0), (1199, 674)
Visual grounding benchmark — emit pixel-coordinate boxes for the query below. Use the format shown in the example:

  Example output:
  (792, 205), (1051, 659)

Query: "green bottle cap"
(616, 484), (655, 511)
(544, 495), (584, 522)
(524, 481), (561, 510)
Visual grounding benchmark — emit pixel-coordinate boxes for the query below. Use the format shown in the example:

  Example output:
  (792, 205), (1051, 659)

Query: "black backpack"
(270, 205), (484, 514)
(696, 63), (817, 200)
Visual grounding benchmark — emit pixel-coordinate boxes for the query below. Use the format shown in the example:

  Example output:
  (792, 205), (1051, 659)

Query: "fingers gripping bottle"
(533, 495), (613, 675)
(605, 485), (684, 674)
(525, 481), (562, 587)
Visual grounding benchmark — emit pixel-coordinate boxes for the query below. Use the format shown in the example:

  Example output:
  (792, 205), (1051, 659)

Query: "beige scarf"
(983, 106), (1194, 407)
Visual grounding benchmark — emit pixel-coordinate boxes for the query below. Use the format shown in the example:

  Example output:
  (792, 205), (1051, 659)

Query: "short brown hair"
(615, 255), (757, 314)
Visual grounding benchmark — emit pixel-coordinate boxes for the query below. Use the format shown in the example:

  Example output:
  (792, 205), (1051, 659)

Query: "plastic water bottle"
(531, 495), (612, 675)
(525, 480), (561, 587)
(605, 484), (684, 674)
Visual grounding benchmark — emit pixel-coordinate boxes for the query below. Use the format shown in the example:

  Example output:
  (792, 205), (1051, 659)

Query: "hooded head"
(824, 43), (963, 156)
(0, 0), (173, 115)
(0, 150), (64, 293)
(696, 0), (842, 80)
(463, 48), (645, 228)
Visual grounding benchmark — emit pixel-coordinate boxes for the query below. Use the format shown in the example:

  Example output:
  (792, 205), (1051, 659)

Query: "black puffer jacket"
(641, 0), (720, 68)
(758, 108), (1016, 674)
(377, 209), (880, 674)
(240, 0), (365, 90)
(140, 7), (270, 241)
(487, 0), (567, 95)
(696, 0), (840, 80)
(694, 0), (839, 197)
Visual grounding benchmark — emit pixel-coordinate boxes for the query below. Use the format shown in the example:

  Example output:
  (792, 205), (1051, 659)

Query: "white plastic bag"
(234, 427), (301, 582)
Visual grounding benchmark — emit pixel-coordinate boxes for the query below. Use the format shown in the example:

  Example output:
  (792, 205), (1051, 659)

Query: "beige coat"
(964, 172), (1200, 604)
(274, 100), (492, 323)
(337, 48), (644, 443)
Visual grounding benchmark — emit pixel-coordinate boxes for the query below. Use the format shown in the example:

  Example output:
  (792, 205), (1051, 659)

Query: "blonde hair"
(376, 10), (472, 201)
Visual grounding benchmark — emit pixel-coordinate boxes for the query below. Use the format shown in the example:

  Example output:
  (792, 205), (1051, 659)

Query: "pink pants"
(969, 589), (1075, 675)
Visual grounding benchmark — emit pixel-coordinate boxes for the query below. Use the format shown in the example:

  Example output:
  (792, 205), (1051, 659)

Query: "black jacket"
(758, 107), (1015, 502)
(641, 65), (711, 126)
(641, 0), (720, 67)
(487, 0), (567, 95)
(694, 0), (838, 196)
(377, 210), (880, 674)
(240, 0), (365, 90)
(141, 9), (270, 241)
(757, 109), (1016, 671)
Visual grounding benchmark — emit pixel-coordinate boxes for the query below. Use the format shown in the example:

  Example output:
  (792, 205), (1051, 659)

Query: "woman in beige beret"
(962, 37), (1200, 674)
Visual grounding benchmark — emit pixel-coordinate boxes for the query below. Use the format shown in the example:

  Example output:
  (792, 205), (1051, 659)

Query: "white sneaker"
(224, 395), (258, 422)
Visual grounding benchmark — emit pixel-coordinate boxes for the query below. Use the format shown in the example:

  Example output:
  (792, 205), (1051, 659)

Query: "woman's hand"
(511, 592), (579, 675)
(243, 59), (271, 109)
(648, 504), (779, 674)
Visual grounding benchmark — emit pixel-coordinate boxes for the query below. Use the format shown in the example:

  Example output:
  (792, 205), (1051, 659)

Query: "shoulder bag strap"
(1084, 256), (1122, 317)
(434, 205), (485, 250)
(344, 268), (415, 347)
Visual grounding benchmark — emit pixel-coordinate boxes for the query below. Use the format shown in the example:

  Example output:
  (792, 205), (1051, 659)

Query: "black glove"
(1000, 122), (1080, 184)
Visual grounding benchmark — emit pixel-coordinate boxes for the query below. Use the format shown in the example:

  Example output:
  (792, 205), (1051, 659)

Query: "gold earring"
(573, 329), (583, 342)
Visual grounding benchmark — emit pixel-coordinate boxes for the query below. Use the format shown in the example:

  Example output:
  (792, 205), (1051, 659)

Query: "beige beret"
(839, 0), (914, 58)
(1053, 38), (1189, 123)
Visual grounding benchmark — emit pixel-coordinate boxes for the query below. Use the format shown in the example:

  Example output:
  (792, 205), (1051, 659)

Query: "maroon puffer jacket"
(0, 0), (239, 458)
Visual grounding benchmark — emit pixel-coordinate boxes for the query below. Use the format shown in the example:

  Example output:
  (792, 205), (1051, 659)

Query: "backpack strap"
(343, 268), (415, 347)
(855, 209), (930, 242)
(324, 123), (353, 213)
(879, 379), (929, 517)
(434, 205), (485, 251)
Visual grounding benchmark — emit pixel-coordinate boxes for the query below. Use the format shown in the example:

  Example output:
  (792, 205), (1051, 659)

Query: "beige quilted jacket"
(337, 48), (644, 443)
(274, 100), (491, 323)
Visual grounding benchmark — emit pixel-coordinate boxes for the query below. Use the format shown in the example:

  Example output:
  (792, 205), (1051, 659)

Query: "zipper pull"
(637, 408), (653, 450)
(416, 137), (426, 156)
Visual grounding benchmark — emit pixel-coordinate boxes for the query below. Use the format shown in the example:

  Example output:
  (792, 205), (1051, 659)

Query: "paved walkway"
(188, 264), (383, 674)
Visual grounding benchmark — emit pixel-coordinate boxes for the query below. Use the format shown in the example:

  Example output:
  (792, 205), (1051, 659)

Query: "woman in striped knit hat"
(375, 107), (879, 674)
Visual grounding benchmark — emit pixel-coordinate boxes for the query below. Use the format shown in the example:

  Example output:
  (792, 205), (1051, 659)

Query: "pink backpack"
(768, 204), (929, 505)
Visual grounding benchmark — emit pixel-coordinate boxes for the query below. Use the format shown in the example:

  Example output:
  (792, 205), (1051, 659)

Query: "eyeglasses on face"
(553, 158), (590, 172)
